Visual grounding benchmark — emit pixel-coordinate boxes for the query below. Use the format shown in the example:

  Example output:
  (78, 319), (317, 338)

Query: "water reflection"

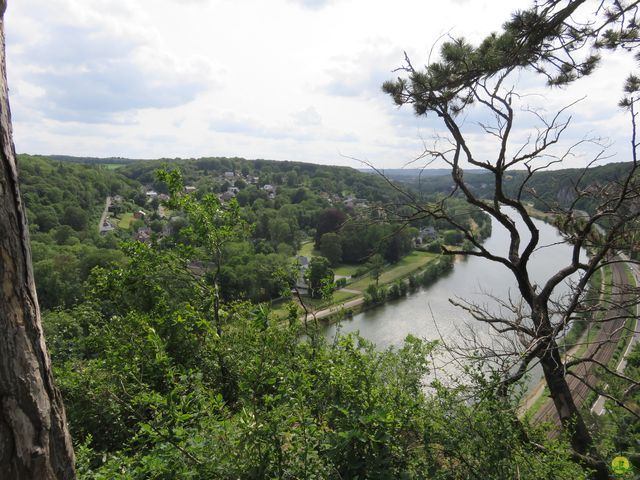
(323, 208), (585, 358)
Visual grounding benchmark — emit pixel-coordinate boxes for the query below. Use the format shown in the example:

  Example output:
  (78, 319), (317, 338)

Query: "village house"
(343, 196), (368, 209)
(293, 256), (310, 295)
(220, 191), (235, 203)
(99, 219), (116, 235)
(415, 226), (437, 244)
(135, 226), (153, 243)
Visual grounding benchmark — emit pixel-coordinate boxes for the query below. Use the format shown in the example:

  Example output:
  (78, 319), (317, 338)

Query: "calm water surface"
(323, 208), (584, 355)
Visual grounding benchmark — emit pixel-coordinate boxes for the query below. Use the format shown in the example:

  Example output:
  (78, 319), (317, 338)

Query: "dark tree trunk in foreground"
(0, 1), (76, 478)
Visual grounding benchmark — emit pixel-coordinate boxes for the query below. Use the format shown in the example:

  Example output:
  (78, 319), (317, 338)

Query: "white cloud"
(323, 41), (402, 99)
(287, 0), (334, 10)
(292, 106), (322, 126)
(4, 0), (637, 169)
(7, 0), (215, 123)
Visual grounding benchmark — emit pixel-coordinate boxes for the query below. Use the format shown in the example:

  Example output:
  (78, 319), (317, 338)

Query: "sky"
(5, 0), (637, 169)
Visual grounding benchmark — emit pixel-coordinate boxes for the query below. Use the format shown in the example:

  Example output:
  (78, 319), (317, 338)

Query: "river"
(323, 208), (585, 359)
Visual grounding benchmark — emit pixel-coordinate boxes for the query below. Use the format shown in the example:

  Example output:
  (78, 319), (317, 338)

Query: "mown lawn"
(118, 212), (135, 229)
(349, 251), (437, 291)
(334, 264), (360, 277)
(298, 241), (317, 258)
(269, 289), (359, 319)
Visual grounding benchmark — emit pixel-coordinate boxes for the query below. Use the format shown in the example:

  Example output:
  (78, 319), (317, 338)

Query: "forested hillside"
(16, 148), (636, 478)
(24, 155), (488, 309)
(18, 155), (548, 478)
(17, 155), (139, 309)
(3, 0), (639, 477)
(386, 161), (637, 213)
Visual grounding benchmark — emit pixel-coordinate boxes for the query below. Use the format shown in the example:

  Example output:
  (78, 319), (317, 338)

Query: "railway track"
(532, 261), (632, 424)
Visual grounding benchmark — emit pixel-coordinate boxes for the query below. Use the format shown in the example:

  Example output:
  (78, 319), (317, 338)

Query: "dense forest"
(20, 154), (489, 310)
(386, 161), (637, 213)
(2, 0), (639, 478)
(10, 153), (635, 478)
(17, 155), (138, 309)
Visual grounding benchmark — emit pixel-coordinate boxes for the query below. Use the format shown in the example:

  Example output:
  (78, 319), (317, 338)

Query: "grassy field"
(118, 212), (135, 229)
(625, 261), (636, 287)
(299, 290), (359, 311)
(349, 251), (437, 291)
(334, 264), (360, 277)
(607, 262), (638, 368)
(101, 163), (124, 170)
(561, 268), (602, 349)
(298, 241), (316, 257)
(269, 289), (359, 319)
(604, 263), (614, 298)
(568, 263), (632, 362)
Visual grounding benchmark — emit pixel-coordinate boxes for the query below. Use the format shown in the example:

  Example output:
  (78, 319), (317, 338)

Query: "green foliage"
(314, 208), (347, 247)
(596, 343), (640, 475)
(387, 279), (409, 300)
(18, 154), (136, 233)
(49, 293), (586, 479)
(364, 283), (387, 305)
(17, 155), (138, 310)
(62, 205), (88, 231)
(367, 253), (385, 286)
(423, 381), (589, 479)
(157, 168), (248, 264)
(318, 232), (342, 266)
(35, 182), (589, 479)
(443, 229), (464, 245)
(382, 2), (623, 115)
(304, 256), (335, 299)
(22, 155), (605, 478)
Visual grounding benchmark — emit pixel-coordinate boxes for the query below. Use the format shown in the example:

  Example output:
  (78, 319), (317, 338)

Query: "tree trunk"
(0, 2), (76, 478)
(540, 347), (608, 479)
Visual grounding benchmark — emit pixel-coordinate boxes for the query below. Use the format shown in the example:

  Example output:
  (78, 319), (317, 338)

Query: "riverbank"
(286, 250), (452, 324)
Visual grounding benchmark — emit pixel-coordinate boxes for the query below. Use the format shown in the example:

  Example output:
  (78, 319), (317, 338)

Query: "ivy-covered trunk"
(0, 1), (76, 478)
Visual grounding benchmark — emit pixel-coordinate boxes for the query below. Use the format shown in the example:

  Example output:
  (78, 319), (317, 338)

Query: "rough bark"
(0, 1), (76, 478)
(539, 348), (592, 450)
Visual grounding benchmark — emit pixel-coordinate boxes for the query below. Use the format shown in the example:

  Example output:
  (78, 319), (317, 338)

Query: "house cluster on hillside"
(144, 190), (170, 202)
(217, 171), (276, 203)
(343, 195), (368, 209)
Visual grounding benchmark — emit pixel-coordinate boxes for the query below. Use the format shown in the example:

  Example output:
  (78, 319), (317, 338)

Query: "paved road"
(97, 196), (111, 233)
(533, 260), (636, 424)
(303, 294), (365, 322)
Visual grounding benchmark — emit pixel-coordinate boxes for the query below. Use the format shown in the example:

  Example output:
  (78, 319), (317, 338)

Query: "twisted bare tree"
(383, 1), (640, 477)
